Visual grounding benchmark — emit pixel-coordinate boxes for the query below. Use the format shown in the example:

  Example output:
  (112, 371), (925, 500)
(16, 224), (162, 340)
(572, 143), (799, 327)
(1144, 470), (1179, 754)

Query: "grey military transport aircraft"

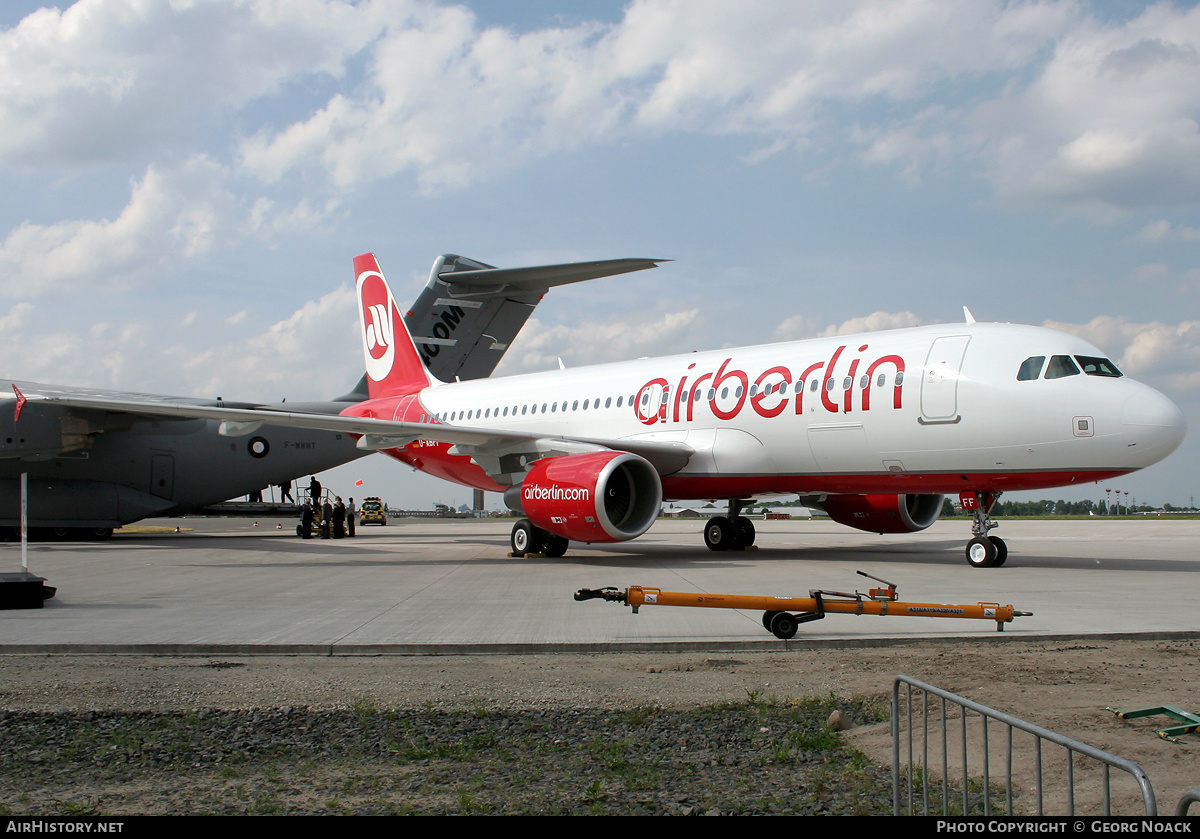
(0, 255), (661, 538)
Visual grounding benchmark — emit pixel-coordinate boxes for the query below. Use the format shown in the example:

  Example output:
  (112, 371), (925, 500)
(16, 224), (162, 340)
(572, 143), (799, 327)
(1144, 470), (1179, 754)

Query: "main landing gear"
(963, 491), (1007, 568)
(510, 519), (568, 558)
(703, 500), (756, 551)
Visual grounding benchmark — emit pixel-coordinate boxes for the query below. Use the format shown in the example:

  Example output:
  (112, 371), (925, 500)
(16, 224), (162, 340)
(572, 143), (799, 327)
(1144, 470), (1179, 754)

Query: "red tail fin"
(355, 252), (431, 398)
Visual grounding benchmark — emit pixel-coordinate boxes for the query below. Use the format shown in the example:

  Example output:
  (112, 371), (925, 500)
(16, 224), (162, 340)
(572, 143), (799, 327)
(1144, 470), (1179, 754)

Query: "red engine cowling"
(519, 451), (662, 543)
(821, 493), (944, 534)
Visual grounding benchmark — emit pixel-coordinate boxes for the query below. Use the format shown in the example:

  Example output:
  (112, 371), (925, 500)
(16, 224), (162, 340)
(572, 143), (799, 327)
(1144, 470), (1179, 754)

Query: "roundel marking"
(248, 436), (270, 459)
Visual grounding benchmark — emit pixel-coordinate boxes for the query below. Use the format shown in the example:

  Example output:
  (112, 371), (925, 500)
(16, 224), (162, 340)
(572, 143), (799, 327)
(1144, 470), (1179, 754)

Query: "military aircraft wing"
(20, 391), (694, 478)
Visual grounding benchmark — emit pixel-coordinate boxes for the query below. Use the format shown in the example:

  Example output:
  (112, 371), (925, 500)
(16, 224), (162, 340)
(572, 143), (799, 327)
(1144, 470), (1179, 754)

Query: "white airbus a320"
(34, 252), (1187, 567)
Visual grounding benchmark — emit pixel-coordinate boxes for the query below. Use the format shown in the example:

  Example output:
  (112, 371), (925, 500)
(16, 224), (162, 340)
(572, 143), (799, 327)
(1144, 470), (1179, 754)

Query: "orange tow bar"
(574, 571), (1032, 639)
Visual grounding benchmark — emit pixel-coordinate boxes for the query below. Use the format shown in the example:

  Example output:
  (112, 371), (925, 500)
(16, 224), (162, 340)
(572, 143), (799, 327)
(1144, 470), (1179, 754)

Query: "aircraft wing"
(408, 255), (668, 382)
(0, 379), (276, 460)
(20, 392), (694, 479)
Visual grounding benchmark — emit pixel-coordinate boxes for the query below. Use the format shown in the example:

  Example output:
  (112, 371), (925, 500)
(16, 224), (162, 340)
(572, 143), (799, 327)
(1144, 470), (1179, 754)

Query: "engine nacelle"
(516, 451), (662, 543)
(820, 493), (944, 534)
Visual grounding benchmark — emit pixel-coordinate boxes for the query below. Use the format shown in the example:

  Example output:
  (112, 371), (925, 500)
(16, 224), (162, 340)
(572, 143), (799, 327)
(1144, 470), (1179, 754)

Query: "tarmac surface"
(1, 517), (1197, 653)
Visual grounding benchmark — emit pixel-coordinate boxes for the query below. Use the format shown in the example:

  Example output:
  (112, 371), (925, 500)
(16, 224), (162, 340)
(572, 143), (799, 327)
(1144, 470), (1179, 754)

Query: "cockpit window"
(1017, 356), (1045, 381)
(1044, 355), (1081, 379)
(1075, 355), (1122, 377)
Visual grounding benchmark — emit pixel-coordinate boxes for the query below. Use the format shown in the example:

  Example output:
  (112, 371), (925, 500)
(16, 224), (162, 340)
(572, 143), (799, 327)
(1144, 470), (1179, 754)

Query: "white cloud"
(2, 285), (361, 400)
(176, 285), (362, 399)
(0, 0), (404, 169)
(0, 156), (238, 296)
(495, 308), (706, 375)
(775, 310), (922, 342)
(237, 0), (1076, 192)
(11, 0), (1195, 217)
(973, 4), (1200, 212)
(1136, 219), (1200, 242)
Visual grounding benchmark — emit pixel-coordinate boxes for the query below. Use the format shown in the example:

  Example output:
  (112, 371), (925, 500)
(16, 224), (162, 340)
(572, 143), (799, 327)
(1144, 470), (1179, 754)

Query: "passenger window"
(1017, 356), (1045, 381)
(810, 379), (819, 393)
(1075, 356), (1122, 377)
(876, 373), (886, 387)
(1044, 355), (1080, 379)
(616, 396), (623, 408)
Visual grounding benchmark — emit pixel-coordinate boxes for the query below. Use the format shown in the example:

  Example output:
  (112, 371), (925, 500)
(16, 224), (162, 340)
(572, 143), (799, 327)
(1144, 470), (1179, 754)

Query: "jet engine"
(514, 451), (662, 543)
(818, 493), (944, 534)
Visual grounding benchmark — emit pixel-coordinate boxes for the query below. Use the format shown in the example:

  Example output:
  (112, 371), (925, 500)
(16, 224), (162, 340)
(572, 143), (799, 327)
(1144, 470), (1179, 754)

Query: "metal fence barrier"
(892, 674), (1157, 816)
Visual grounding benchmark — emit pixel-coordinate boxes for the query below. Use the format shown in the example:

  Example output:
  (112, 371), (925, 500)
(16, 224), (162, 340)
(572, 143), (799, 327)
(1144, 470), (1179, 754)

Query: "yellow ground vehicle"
(359, 497), (386, 526)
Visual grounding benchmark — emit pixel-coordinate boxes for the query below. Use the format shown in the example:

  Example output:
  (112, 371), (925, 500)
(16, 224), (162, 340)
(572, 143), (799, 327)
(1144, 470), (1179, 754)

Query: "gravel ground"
(0, 639), (1197, 816)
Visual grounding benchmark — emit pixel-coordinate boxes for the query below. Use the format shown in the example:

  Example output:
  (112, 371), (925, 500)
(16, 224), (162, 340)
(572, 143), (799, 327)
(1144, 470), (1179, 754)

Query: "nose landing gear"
(962, 491), (1007, 568)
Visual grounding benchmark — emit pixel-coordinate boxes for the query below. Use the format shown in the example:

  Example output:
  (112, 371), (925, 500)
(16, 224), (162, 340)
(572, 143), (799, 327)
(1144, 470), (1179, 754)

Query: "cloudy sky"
(2, 0), (1197, 510)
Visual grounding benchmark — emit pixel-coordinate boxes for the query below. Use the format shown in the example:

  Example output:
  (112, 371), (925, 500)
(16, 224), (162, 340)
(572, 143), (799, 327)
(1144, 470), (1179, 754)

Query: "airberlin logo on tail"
(357, 267), (399, 383)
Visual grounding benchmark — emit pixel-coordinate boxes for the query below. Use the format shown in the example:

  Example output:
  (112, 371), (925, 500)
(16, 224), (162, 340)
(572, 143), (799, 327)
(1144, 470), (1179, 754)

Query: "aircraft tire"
(966, 537), (998, 568)
(735, 516), (756, 548)
(511, 519), (543, 555)
(704, 517), (735, 551)
(770, 611), (799, 640)
(989, 536), (1008, 566)
(762, 611), (780, 631)
(543, 534), (569, 558)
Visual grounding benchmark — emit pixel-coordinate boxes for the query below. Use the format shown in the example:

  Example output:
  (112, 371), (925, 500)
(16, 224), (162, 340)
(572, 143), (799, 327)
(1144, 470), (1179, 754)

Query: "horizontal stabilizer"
(409, 255), (668, 383)
(435, 257), (668, 296)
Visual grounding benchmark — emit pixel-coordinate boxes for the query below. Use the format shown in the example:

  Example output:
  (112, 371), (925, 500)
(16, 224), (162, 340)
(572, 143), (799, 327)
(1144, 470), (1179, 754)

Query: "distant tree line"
(941, 498), (1196, 517)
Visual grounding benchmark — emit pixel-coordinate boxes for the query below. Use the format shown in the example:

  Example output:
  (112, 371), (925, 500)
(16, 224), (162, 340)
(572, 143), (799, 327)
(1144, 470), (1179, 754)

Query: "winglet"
(12, 384), (26, 422)
(355, 253), (434, 399)
(963, 306), (976, 324)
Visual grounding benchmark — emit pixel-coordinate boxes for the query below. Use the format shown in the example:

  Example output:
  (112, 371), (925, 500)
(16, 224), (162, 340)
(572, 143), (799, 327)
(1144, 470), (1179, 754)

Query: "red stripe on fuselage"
(373, 438), (1131, 499)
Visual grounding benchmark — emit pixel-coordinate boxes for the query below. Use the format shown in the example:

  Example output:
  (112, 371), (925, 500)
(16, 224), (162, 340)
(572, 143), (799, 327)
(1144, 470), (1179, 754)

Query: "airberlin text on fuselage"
(633, 344), (906, 425)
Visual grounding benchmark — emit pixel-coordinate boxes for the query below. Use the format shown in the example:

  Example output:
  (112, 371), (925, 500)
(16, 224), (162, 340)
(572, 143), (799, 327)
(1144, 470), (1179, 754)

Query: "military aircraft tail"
(354, 252), (434, 399)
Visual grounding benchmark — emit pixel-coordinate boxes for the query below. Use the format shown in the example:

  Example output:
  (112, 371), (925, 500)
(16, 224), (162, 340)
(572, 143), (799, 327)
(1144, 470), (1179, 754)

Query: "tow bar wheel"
(768, 611), (799, 640)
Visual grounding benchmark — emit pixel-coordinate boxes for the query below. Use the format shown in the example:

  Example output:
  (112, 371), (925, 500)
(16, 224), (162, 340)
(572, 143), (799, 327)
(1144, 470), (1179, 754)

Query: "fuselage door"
(920, 335), (970, 423)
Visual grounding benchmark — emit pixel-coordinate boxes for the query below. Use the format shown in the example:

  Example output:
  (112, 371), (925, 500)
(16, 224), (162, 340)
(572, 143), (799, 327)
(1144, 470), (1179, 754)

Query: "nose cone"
(1122, 387), (1187, 466)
